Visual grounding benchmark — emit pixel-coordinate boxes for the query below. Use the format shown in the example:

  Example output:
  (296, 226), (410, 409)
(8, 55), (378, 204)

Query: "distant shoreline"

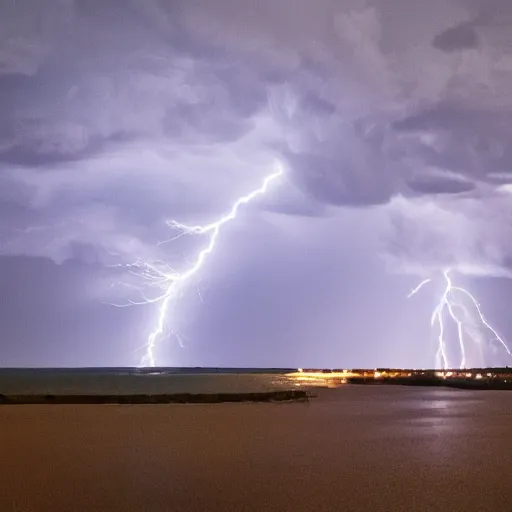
(1, 368), (511, 399)
(347, 376), (512, 390)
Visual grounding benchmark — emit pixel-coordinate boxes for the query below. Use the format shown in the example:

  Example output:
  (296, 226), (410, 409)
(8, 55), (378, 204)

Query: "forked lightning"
(125, 163), (284, 366)
(408, 269), (512, 368)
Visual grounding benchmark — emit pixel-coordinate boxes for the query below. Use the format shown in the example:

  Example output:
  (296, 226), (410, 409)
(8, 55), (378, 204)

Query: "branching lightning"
(113, 163), (284, 367)
(408, 269), (512, 369)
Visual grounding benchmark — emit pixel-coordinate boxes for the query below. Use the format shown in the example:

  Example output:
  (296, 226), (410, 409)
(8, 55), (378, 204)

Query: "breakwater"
(0, 389), (309, 405)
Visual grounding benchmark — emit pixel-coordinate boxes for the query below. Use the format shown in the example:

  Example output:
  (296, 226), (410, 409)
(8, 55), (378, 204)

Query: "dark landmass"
(0, 390), (308, 405)
(346, 372), (512, 390)
(291, 367), (512, 390)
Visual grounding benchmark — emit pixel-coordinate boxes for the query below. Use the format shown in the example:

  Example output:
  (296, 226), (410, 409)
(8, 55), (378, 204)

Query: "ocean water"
(2, 385), (512, 511)
(0, 368), (301, 395)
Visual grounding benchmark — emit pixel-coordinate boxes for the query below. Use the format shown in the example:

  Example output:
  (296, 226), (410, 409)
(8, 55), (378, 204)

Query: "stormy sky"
(1, 0), (512, 368)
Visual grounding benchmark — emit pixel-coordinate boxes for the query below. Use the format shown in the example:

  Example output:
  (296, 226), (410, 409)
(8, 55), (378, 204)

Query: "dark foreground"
(1, 386), (512, 512)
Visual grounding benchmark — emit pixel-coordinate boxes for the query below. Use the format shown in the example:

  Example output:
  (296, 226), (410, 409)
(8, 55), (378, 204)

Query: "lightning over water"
(408, 270), (512, 369)
(122, 163), (285, 367)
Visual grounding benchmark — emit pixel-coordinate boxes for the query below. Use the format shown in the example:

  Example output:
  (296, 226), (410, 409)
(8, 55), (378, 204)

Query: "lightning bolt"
(408, 269), (512, 369)
(124, 162), (285, 367)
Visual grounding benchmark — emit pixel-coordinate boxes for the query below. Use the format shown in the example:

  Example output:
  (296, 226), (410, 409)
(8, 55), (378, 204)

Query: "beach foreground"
(1, 386), (511, 512)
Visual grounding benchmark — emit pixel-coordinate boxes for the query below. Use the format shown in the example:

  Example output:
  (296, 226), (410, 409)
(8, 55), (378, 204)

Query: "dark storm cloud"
(383, 188), (512, 278)
(2, 0), (512, 366)
(433, 22), (480, 52)
(1, 0), (511, 260)
(392, 102), (512, 184)
(285, 144), (396, 208)
(405, 172), (476, 196)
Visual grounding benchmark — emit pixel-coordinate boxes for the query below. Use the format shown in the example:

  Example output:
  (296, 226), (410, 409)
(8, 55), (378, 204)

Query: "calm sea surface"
(1, 385), (512, 511)
(0, 367), (300, 394)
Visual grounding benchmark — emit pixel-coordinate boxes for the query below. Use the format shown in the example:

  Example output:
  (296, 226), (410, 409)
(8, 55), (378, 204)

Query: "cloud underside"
(1, 0), (512, 277)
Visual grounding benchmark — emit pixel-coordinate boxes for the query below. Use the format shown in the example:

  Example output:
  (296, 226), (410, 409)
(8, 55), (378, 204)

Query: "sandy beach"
(1, 386), (512, 512)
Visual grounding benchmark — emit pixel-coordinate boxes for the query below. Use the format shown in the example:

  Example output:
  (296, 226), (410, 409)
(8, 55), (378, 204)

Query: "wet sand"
(1, 386), (511, 511)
